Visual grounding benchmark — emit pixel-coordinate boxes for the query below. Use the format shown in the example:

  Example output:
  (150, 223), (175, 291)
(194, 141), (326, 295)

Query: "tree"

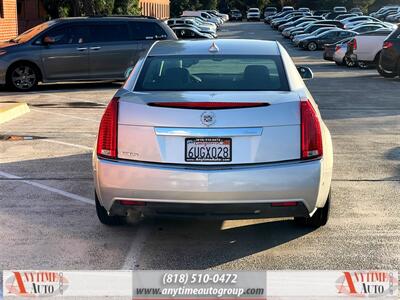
(44, 0), (140, 18)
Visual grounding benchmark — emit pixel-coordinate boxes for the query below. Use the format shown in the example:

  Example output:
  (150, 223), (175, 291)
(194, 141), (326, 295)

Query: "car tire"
(7, 62), (39, 91)
(344, 56), (356, 67)
(358, 61), (369, 69)
(307, 42), (318, 51)
(377, 63), (397, 78)
(294, 192), (331, 228)
(95, 192), (126, 226)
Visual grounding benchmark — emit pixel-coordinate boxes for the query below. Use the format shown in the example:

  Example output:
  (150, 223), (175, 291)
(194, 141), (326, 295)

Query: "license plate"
(185, 138), (232, 162)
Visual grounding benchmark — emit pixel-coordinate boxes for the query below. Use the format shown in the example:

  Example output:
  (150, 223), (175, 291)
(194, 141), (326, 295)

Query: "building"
(0, 0), (46, 40)
(16, 0), (47, 34)
(0, 0), (18, 41)
(139, 0), (169, 19)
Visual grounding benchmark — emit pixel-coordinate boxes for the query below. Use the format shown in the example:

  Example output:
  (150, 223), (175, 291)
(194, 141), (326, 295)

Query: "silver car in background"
(93, 39), (333, 228)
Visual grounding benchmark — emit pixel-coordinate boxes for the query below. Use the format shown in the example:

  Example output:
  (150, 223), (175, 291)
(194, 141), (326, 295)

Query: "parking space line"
(121, 225), (151, 270)
(30, 108), (98, 122)
(43, 139), (93, 151)
(0, 170), (94, 205)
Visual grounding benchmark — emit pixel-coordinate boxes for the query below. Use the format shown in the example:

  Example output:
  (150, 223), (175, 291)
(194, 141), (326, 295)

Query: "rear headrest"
(243, 65), (270, 81)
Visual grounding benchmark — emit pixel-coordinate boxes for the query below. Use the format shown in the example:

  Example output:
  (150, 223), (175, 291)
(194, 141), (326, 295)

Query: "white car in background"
(247, 8), (261, 21)
(93, 39), (333, 228)
(182, 11), (223, 26)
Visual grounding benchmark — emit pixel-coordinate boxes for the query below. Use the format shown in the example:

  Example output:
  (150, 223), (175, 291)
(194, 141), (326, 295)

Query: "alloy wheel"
(11, 65), (37, 90)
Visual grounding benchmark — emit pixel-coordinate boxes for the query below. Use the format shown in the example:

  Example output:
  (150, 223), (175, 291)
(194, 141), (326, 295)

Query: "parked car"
(378, 25), (400, 77)
(279, 16), (323, 32)
(386, 12), (400, 22)
(324, 12), (348, 20)
(370, 6), (399, 18)
(274, 13), (311, 30)
(293, 26), (337, 46)
(349, 8), (363, 15)
(298, 7), (311, 13)
(267, 10), (297, 24)
(93, 39), (333, 227)
(323, 37), (353, 61)
(282, 6), (295, 12)
(351, 23), (386, 34)
(341, 16), (381, 28)
(348, 29), (393, 68)
(168, 23), (217, 38)
(230, 9), (243, 21)
(334, 13), (358, 20)
(167, 19), (217, 37)
(264, 6), (277, 19)
(334, 6), (347, 13)
(0, 16), (177, 91)
(247, 8), (261, 21)
(291, 20), (345, 38)
(182, 11), (223, 26)
(203, 10), (229, 22)
(172, 27), (214, 39)
(376, 7), (399, 20)
(299, 29), (357, 51)
(180, 17), (217, 31)
(314, 10), (330, 16)
(334, 41), (353, 66)
(282, 20), (316, 38)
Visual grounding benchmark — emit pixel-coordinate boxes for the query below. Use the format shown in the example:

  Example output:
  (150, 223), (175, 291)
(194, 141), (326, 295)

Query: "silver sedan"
(93, 39), (333, 227)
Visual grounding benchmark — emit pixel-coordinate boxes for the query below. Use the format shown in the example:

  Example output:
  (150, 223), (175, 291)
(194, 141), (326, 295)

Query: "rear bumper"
(93, 157), (324, 218)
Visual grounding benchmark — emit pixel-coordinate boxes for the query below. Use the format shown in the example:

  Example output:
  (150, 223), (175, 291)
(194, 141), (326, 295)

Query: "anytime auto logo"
(5, 271), (69, 297)
(336, 271), (398, 297)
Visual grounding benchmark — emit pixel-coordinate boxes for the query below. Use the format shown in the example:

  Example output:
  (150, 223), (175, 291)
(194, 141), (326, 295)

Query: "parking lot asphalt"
(0, 21), (399, 270)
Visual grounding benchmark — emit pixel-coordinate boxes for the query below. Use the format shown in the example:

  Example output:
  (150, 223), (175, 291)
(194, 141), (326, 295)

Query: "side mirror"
(43, 36), (55, 45)
(124, 67), (134, 79)
(297, 66), (313, 79)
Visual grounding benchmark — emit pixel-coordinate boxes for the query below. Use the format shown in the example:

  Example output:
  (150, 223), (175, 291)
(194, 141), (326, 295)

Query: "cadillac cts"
(93, 39), (333, 227)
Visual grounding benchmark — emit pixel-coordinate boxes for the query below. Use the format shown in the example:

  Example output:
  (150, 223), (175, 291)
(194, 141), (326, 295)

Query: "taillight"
(383, 41), (394, 49)
(335, 45), (341, 51)
(352, 38), (357, 50)
(97, 97), (119, 159)
(301, 100), (323, 160)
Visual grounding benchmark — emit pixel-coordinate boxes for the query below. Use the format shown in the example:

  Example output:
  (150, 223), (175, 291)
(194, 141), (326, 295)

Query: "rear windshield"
(135, 55), (289, 92)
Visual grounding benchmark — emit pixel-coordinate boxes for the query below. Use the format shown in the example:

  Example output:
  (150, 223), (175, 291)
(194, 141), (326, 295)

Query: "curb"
(0, 103), (30, 124)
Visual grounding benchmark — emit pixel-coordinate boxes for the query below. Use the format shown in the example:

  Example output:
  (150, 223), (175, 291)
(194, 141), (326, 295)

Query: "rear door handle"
(76, 47), (88, 51)
(90, 46), (101, 50)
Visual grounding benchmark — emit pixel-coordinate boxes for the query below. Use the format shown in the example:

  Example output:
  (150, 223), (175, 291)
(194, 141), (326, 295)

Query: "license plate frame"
(185, 138), (232, 162)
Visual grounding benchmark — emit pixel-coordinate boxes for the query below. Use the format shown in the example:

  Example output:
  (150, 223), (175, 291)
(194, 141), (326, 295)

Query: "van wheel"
(7, 63), (39, 91)
(307, 42), (317, 51)
(295, 192), (331, 228)
(95, 193), (126, 226)
(377, 63), (397, 78)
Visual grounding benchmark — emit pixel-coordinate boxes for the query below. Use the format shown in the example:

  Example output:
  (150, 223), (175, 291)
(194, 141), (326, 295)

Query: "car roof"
(56, 16), (157, 23)
(149, 39), (280, 56)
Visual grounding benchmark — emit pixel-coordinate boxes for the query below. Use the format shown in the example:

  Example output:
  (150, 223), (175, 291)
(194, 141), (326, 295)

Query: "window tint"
(135, 55), (289, 92)
(339, 31), (351, 37)
(44, 26), (74, 45)
(129, 21), (167, 40)
(90, 22), (129, 42)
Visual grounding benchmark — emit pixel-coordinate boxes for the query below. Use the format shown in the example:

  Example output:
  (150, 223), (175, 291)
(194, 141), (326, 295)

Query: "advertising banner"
(2, 270), (398, 299)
